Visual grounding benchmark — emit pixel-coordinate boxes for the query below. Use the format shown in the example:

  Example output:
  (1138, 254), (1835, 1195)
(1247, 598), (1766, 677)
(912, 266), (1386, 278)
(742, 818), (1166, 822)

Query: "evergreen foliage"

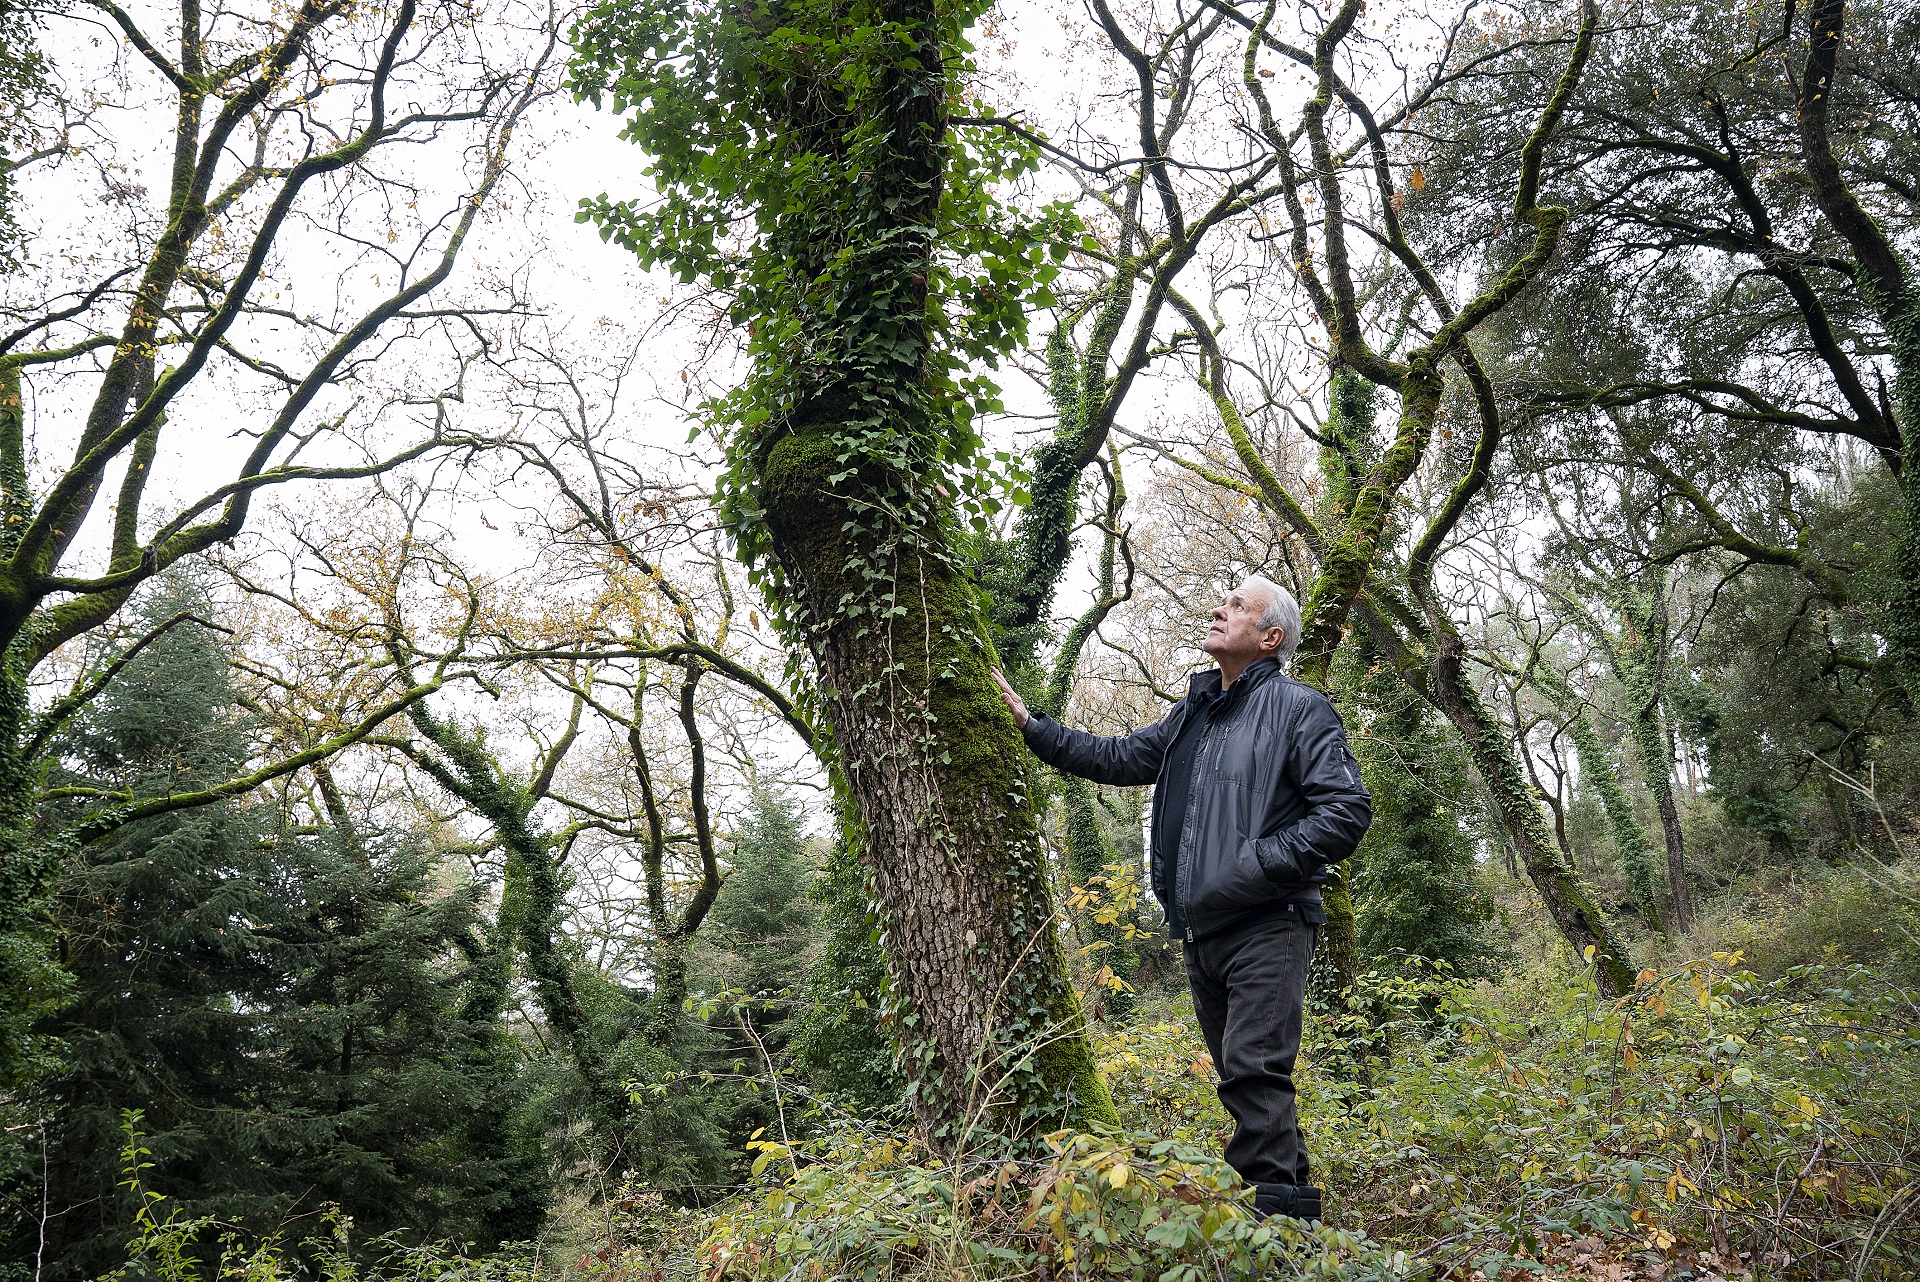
(1346, 677), (1502, 982)
(0, 586), (545, 1277)
(699, 790), (820, 1012)
(605, 790), (830, 1203)
(0, 4), (50, 271)
(785, 829), (908, 1120)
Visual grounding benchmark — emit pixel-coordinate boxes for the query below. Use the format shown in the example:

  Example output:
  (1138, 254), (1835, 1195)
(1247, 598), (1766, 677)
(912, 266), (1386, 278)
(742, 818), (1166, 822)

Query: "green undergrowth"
(92, 1116), (544, 1282)
(573, 941), (1918, 1281)
(1697, 853), (1920, 988)
(1298, 955), (1919, 1280)
(573, 1127), (1396, 1281)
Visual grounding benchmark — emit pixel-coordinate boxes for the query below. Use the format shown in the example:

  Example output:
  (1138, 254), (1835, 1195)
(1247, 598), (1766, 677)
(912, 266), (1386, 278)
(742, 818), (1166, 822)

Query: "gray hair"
(1242, 574), (1302, 665)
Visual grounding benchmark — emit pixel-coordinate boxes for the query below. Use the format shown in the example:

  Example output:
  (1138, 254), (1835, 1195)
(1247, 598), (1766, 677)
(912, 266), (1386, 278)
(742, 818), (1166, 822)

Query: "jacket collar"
(1186, 655), (1282, 703)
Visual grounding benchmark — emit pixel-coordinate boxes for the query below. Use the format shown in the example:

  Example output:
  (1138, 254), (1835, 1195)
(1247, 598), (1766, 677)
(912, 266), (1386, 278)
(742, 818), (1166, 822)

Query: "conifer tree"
(1346, 670), (1501, 981)
(4, 585), (545, 1276)
(699, 790), (820, 1019)
(789, 823), (908, 1118)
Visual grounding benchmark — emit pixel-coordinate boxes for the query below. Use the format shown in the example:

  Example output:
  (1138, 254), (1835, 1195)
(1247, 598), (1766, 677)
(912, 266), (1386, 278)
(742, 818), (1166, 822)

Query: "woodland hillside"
(0, 0), (1915, 1277)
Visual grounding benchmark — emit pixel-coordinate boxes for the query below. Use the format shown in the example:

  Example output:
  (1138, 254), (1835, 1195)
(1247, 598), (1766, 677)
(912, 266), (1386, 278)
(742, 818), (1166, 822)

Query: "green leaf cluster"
(570, 0), (1072, 566)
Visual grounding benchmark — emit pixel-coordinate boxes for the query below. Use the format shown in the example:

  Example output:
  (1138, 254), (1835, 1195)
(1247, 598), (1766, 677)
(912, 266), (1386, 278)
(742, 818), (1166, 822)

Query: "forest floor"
(577, 858), (1920, 1281)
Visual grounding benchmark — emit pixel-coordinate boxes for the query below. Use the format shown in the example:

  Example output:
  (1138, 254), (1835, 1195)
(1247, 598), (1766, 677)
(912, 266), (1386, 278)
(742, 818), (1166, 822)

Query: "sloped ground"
(586, 882), (1920, 1281)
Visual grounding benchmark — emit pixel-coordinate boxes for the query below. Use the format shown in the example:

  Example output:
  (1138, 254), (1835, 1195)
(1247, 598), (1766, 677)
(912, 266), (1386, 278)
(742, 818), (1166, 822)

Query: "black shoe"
(1252, 1183), (1323, 1222)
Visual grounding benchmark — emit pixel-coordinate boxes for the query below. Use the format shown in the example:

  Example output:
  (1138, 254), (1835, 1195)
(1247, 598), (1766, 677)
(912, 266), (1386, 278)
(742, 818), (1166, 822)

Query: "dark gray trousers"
(1184, 909), (1317, 1190)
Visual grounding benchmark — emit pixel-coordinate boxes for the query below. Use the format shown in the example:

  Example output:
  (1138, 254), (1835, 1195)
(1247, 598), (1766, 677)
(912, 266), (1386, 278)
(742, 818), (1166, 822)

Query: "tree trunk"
(404, 703), (633, 1132)
(1658, 787), (1690, 932)
(0, 364), (62, 1092)
(1536, 668), (1667, 934)
(729, 0), (1116, 1142)
(1317, 867), (1361, 990)
(1634, 710), (1691, 933)
(1619, 575), (1689, 935)
(762, 458), (1114, 1139)
(1427, 635), (1637, 997)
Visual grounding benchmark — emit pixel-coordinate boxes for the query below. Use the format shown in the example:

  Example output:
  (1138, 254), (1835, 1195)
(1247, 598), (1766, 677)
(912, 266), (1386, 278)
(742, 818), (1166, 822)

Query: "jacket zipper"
(1179, 716), (1218, 943)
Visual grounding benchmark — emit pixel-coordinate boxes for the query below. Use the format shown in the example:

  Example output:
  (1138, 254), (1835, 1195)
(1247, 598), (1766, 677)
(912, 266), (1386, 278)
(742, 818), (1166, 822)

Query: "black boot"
(1252, 1183), (1324, 1222)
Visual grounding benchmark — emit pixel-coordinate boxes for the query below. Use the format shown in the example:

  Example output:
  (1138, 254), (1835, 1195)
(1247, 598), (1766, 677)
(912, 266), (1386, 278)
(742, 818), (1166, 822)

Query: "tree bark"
(1317, 870), (1361, 992)
(1421, 630), (1638, 998)
(762, 453), (1115, 1139)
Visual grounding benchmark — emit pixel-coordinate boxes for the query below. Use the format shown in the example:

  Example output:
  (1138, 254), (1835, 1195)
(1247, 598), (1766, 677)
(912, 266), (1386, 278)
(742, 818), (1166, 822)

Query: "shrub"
(584, 1123), (1404, 1281)
(100, 1115), (541, 1282)
(1701, 857), (1920, 989)
(1305, 955), (1920, 1280)
(1092, 1005), (1231, 1150)
(576, 948), (1919, 1282)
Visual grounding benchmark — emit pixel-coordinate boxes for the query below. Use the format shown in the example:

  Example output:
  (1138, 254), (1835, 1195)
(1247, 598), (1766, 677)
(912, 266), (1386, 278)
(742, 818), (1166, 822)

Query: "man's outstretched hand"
(990, 668), (1030, 730)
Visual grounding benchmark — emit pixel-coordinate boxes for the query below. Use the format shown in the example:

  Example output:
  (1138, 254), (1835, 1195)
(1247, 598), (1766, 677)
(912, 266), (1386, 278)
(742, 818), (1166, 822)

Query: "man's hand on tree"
(989, 668), (1029, 730)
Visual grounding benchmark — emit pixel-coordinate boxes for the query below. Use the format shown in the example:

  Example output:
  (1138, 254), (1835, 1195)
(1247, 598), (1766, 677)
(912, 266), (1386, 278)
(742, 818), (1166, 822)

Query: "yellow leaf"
(1409, 166), (1427, 191)
(1108, 1162), (1130, 1189)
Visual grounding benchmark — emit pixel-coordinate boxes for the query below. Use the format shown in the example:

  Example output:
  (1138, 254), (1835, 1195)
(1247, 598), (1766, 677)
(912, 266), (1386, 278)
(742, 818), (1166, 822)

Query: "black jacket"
(1022, 657), (1372, 941)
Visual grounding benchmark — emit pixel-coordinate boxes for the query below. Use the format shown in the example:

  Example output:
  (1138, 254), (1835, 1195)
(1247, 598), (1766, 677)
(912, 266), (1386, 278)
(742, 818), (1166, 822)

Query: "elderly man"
(991, 575), (1371, 1222)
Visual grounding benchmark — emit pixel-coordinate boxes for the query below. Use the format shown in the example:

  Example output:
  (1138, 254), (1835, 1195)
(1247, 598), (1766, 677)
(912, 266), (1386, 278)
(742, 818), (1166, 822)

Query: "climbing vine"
(574, 0), (1116, 1141)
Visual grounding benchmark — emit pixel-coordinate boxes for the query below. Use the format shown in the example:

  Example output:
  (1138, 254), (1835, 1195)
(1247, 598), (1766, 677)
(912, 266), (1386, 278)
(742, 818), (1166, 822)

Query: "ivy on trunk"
(574, 0), (1115, 1140)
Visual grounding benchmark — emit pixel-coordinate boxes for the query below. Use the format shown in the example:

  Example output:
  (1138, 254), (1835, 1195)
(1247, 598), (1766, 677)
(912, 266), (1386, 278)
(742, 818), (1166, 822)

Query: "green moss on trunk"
(763, 424), (1117, 1140)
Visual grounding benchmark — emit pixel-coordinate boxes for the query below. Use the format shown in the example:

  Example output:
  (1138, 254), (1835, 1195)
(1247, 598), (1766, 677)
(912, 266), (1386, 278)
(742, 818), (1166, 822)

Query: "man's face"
(1203, 581), (1284, 665)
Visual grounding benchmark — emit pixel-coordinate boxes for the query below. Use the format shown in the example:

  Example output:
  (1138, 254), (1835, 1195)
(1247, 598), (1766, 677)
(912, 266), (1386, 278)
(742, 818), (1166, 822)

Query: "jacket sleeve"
(1020, 709), (1178, 787)
(1252, 691), (1372, 881)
